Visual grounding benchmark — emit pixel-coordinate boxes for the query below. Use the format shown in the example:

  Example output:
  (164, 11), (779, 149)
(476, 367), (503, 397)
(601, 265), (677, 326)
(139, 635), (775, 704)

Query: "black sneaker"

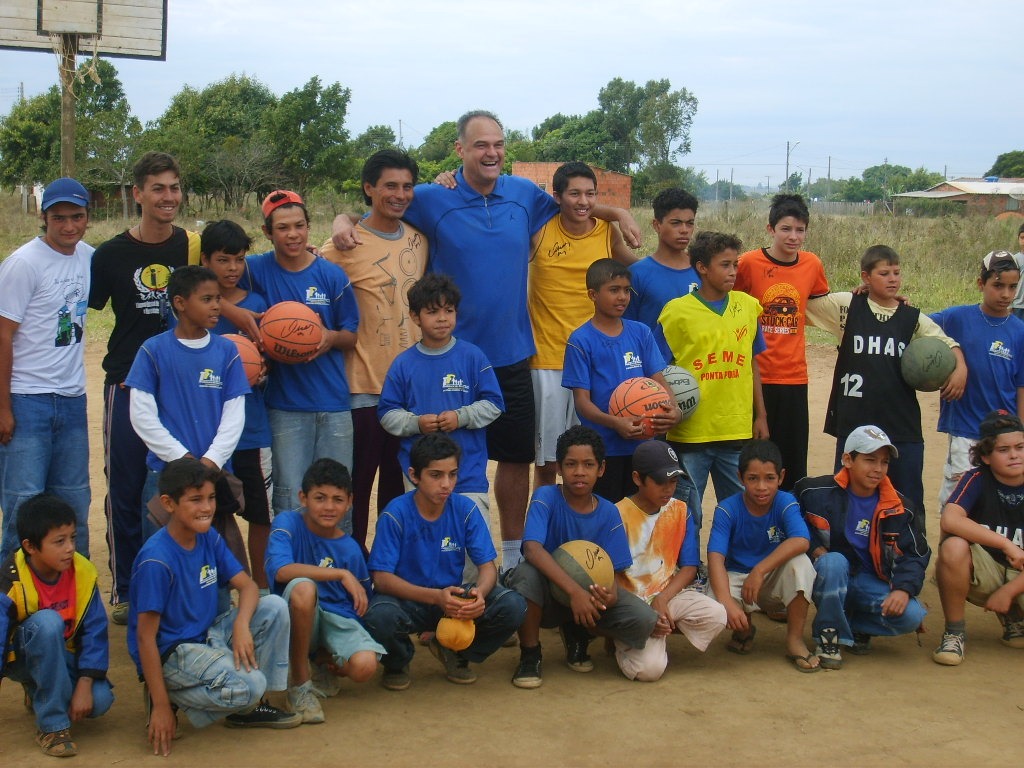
(850, 633), (873, 655)
(512, 645), (543, 689)
(429, 637), (478, 685)
(559, 623), (594, 673)
(815, 627), (842, 670)
(225, 701), (301, 729)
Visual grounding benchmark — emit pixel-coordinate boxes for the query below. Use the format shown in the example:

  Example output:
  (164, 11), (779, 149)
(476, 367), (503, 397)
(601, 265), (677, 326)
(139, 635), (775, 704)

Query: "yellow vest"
(528, 217), (611, 369)
(659, 291), (763, 443)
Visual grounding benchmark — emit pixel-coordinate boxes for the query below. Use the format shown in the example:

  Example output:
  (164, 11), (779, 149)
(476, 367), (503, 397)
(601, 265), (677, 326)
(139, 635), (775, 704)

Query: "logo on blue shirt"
(440, 536), (461, 553)
(317, 556), (335, 569)
(442, 373), (469, 393)
(623, 351), (643, 370)
(305, 286), (330, 306)
(198, 368), (223, 389)
(767, 525), (783, 544)
(199, 564), (218, 588)
(989, 340), (1013, 361)
(854, 519), (871, 538)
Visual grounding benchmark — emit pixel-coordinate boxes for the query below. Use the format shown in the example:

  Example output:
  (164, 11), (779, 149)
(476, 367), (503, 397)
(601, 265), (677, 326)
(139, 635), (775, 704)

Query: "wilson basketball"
(608, 377), (671, 438)
(661, 365), (701, 420)
(550, 540), (616, 606)
(259, 301), (323, 364)
(901, 336), (956, 392)
(223, 333), (265, 386)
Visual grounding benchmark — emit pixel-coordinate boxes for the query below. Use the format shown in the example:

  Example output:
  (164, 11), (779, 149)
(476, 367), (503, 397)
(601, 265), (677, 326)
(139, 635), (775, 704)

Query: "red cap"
(261, 189), (304, 218)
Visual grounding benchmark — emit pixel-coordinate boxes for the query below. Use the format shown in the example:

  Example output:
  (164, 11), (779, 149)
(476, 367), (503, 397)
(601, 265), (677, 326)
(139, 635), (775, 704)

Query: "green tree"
(986, 151), (1024, 178)
(631, 162), (707, 204)
(351, 124), (397, 159)
(0, 88), (61, 186)
(597, 77), (698, 171)
(265, 77), (351, 195)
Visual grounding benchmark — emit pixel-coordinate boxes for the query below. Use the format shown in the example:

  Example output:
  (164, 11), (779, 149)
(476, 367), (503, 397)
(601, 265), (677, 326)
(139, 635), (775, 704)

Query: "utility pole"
(784, 140), (800, 192)
(827, 156), (832, 199)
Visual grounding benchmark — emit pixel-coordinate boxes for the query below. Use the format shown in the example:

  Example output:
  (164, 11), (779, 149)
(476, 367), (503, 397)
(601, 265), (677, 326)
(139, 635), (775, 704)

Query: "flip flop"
(785, 653), (821, 673)
(726, 625), (756, 655)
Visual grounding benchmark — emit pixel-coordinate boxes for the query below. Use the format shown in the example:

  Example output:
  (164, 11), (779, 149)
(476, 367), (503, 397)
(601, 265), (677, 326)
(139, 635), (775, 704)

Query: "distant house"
(893, 177), (1024, 216)
(511, 162), (632, 209)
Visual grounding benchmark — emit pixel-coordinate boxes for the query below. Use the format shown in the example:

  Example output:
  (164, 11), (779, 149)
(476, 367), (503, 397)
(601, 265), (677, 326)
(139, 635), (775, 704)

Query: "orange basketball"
(259, 301), (324, 364)
(608, 377), (671, 439)
(223, 333), (265, 386)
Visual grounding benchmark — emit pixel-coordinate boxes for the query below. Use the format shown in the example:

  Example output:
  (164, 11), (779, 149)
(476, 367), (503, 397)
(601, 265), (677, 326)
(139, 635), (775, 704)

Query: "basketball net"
(48, 32), (102, 99)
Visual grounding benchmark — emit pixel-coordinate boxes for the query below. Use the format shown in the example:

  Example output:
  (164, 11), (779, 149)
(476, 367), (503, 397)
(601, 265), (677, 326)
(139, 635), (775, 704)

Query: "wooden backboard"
(0, 0), (167, 60)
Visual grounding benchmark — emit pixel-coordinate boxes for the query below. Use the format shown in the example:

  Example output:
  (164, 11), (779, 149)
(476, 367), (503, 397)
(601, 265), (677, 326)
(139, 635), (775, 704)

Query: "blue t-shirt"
(562, 319), (666, 457)
(124, 330), (250, 471)
(243, 252), (360, 412)
(844, 491), (877, 573)
(708, 490), (808, 573)
(402, 170), (559, 367)
(523, 484), (633, 572)
(127, 527), (244, 673)
(212, 292), (272, 450)
(624, 256), (701, 332)
(378, 339), (503, 493)
(265, 510), (372, 620)
(930, 305), (1024, 439)
(368, 491), (495, 589)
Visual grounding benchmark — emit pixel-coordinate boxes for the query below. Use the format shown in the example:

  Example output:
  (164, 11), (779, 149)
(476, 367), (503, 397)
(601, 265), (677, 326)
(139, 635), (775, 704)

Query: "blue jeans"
(0, 393), (90, 561)
(673, 444), (743, 529)
(160, 595), (291, 728)
(5, 610), (114, 732)
(811, 552), (927, 644)
(363, 586), (526, 672)
(268, 409), (353, 531)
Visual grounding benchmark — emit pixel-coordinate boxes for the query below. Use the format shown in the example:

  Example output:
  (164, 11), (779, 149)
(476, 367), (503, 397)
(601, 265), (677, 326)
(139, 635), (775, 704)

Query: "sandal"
(726, 625), (756, 655)
(36, 728), (78, 758)
(785, 652), (821, 673)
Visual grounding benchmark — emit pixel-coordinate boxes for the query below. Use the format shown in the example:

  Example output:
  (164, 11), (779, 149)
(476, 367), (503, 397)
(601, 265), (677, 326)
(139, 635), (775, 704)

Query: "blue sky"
(0, 0), (1017, 187)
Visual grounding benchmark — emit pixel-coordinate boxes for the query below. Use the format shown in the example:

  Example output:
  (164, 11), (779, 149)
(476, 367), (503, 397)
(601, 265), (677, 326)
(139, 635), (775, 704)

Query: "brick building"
(511, 162), (632, 208)
(894, 178), (1024, 216)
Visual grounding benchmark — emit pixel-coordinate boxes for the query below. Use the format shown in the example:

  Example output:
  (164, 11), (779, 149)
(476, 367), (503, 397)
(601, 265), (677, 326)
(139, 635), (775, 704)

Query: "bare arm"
(330, 213), (365, 251)
(591, 204), (642, 248)
(523, 540), (602, 626)
(708, 552), (748, 631)
(274, 564), (368, 615)
(740, 537), (809, 606)
(610, 224), (639, 265)
(372, 570), (470, 616)
(218, 301), (262, 343)
(137, 611), (175, 756)
(751, 357), (769, 439)
(0, 316), (17, 444)
(572, 387), (643, 440)
(941, 502), (1024, 569)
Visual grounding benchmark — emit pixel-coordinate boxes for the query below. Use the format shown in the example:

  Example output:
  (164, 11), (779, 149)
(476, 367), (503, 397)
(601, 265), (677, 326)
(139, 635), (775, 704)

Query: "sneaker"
(224, 701), (302, 729)
(310, 662), (343, 699)
(815, 627), (842, 670)
(429, 637), (477, 684)
(143, 682), (181, 740)
(512, 646), (543, 689)
(1000, 617), (1024, 649)
(850, 633), (873, 655)
(559, 623), (594, 673)
(111, 602), (129, 626)
(381, 666), (411, 691)
(288, 681), (325, 724)
(36, 728), (77, 758)
(932, 631), (966, 666)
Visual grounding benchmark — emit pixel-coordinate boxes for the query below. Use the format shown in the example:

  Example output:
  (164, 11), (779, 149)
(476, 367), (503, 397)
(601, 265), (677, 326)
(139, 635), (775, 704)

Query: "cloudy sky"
(0, 0), (1017, 187)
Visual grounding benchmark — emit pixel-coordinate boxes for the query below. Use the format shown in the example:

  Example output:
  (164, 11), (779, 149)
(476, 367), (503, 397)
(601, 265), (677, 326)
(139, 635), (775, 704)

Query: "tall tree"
(0, 88), (61, 186)
(986, 151), (1024, 179)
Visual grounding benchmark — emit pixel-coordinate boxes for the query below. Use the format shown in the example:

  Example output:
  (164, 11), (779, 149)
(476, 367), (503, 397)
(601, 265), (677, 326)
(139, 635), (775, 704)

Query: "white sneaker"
(287, 681), (325, 724)
(310, 662), (342, 698)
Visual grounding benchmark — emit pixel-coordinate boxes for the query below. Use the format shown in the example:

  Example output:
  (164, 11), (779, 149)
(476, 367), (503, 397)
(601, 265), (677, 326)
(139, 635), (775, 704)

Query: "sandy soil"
(0, 341), (1018, 767)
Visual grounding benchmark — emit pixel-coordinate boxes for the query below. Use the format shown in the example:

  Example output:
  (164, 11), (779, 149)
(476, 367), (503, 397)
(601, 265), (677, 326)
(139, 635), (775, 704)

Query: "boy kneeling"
(364, 434), (526, 690)
(505, 425), (658, 689)
(266, 459), (385, 723)
(1, 495), (113, 757)
(129, 459), (299, 757)
(707, 440), (820, 672)
(796, 426), (929, 670)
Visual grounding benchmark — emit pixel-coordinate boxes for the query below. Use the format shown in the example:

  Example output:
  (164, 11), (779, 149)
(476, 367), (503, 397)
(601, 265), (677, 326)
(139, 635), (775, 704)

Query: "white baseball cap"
(843, 425), (898, 458)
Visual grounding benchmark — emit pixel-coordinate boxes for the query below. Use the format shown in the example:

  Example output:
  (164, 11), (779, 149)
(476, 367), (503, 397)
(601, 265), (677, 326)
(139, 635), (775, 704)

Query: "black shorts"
(218, 447), (273, 525)
(486, 359), (536, 463)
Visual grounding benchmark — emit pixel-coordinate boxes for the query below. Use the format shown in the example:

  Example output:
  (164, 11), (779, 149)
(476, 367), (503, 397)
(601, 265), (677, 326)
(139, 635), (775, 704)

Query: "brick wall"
(511, 162), (633, 209)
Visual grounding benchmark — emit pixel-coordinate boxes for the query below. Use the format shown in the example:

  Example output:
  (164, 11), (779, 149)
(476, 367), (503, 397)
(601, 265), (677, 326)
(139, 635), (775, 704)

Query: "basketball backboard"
(0, 0), (167, 60)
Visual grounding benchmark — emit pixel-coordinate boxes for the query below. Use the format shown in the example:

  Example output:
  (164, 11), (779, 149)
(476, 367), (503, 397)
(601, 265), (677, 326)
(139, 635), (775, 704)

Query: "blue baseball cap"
(41, 178), (90, 211)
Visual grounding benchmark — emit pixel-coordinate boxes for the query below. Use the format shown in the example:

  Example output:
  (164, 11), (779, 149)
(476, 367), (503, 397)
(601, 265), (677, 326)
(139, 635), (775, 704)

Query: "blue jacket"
(795, 470), (930, 596)
(0, 550), (109, 679)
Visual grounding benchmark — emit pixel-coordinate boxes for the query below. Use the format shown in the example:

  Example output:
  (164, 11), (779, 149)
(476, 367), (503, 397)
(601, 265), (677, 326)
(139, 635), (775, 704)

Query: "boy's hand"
(433, 170), (458, 189)
(939, 364), (967, 402)
(648, 404), (681, 435)
(437, 586), (473, 615)
(437, 410), (460, 432)
(985, 584), (1017, 615)
(232, 623), (258, 672)
(0, 406), (14, 444)
(569, 586), (602, 627)
(239, 310), (264, 346)
(724, 599), (749, 632)
(591, 583), (617, 609)
(612, 416), (646, 440)
(340, 571), (369, 616)
(740, 569), (764, 607)
(753, 413), (770, 439)
(331, 215), (363, 250)
(1003, 542), (1024, 571)
(148, 702), (177, 756)
(880, 589), (909, 617)
(616, 210), (643, 248)
(650, 595), (673, 638)
(69, 677), (94, 722)
(455, 587), (486, 620)
(307, 326), (335, 361)
(418, 413), (441, 433)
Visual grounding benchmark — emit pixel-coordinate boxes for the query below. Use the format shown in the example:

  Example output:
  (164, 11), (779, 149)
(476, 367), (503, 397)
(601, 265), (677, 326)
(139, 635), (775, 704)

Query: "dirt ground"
(1, 341), (1019, 767)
